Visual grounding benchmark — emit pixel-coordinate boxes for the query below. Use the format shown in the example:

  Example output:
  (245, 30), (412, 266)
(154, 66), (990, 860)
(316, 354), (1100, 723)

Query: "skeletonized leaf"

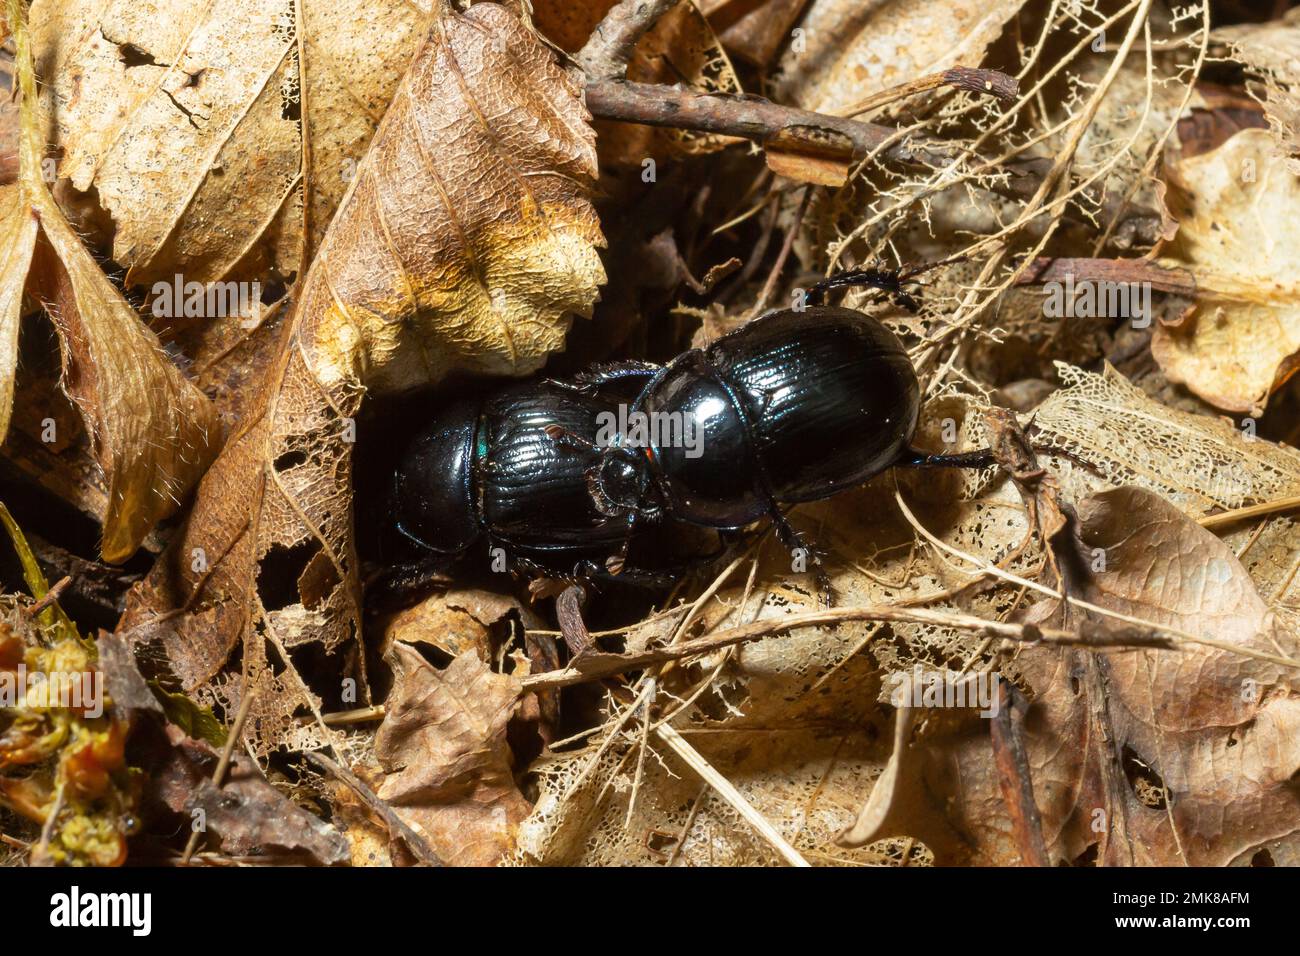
(1153, 129), (1300, 413)
(1215, 9), (1300, 176)
(5, 0), (221, 563)
(120, 2), (605, 755)
(31, 0), (434, 289)
(1033, 363), (1300, 514)
(375, 646), (528, 866)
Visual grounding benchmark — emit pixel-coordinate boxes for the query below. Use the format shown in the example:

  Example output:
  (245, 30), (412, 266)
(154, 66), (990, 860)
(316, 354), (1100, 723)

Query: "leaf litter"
(0, 0), (1297, 868)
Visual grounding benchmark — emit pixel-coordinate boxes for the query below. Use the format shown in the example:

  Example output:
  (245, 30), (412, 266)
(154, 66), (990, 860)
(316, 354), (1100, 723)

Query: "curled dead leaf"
(1, 0), (221, 562)
(31, 0), (434, 290)
(374, 646), (528, 867)
(775, 0), (1025, 115)
(120, 2), (605, 756)
(1153, 129), (1300, 413)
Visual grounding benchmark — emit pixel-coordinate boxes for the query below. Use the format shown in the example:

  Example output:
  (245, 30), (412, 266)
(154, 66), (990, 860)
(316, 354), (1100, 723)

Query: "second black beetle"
(389, 381), (705, 585)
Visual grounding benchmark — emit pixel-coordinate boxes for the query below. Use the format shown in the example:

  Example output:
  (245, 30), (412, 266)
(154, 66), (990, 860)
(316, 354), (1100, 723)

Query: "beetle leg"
(768, 508), (834, 607)
(546, 361), (661, 395)
(543, 423), (598, 454)
(365, 556), (453, 611)
(605, 513), (638, 577)
(574, 559), (679, 589)
(394, 520), (462, 554)
(806, 266), (923, 313)
(901, 448), (996, 469)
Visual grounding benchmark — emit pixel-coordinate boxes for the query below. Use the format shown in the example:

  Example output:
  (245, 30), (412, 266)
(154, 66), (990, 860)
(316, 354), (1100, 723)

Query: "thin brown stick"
(320, 704), (386, 726)
(836, 67), (1019, 118)
(305, 751), (443, 867)
(23, 575), (71, 617)
(584, 79), (1046, 198)
(586, 79), (904, 164)
(752, 184), (813, 314)
(182, 688), (255, 864)
(989, 683), (1051, 866)
(1198, 494), (1300, 529)
(521, 604), (1168, 691)
(1014, 256), (1197, 296)
(656, 723), (810, 867)
(30, 783), (65, 866)
(575, 0), (681, 80)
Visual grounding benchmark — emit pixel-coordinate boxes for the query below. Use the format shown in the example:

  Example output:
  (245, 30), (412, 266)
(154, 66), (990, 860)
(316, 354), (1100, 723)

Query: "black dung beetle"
(389, 381), (703, 586)
(549, 268), (993, 599)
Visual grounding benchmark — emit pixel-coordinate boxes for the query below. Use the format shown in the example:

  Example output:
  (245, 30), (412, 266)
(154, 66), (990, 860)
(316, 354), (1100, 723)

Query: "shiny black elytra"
(390, 382), (697, 583)
(554, 277), (992, 599)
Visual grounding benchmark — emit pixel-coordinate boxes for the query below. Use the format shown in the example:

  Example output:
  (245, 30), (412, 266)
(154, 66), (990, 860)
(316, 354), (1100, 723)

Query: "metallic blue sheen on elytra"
(391, 383), (636, 574)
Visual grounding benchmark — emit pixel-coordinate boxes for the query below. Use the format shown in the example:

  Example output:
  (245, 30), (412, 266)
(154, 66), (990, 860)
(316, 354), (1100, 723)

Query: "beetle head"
(589, 447), (658, 519)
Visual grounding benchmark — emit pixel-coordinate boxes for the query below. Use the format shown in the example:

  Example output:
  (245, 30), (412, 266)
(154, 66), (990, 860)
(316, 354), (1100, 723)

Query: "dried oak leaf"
(848, 487), (1300, 866)
(374, 645), (528, 867)
(1153, 129), (1300, 413)
(0, 2), (220, 563)
(119, 2), (604, 756)
(30, 0), (433, 290)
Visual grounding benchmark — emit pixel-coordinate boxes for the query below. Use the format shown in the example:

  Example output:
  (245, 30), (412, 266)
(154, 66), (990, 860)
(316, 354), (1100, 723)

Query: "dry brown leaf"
(152, 726), (350, 865)
(1215, 9), (1300, 175)
(850, 487), (1300, 866)
(1, 0), (220, 563)
(381, 588), (543, 664)
(699, 0), (812, 69)
(374, 645), (528, 867)
(1020, 487), (1299, 865)
(1153, 129), (1300, 413)
(775, 0), (1024, 115)
(31, 0), (434, 290)
(119, 2), (605, 756)
(0, 183), (37, 441)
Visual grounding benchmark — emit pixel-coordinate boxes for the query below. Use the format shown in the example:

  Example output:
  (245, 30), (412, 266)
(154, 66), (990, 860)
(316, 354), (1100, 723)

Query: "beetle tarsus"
(900, 448), (997, 469)
(807, 265), (922, 313)
(769, 508), (835, 607)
